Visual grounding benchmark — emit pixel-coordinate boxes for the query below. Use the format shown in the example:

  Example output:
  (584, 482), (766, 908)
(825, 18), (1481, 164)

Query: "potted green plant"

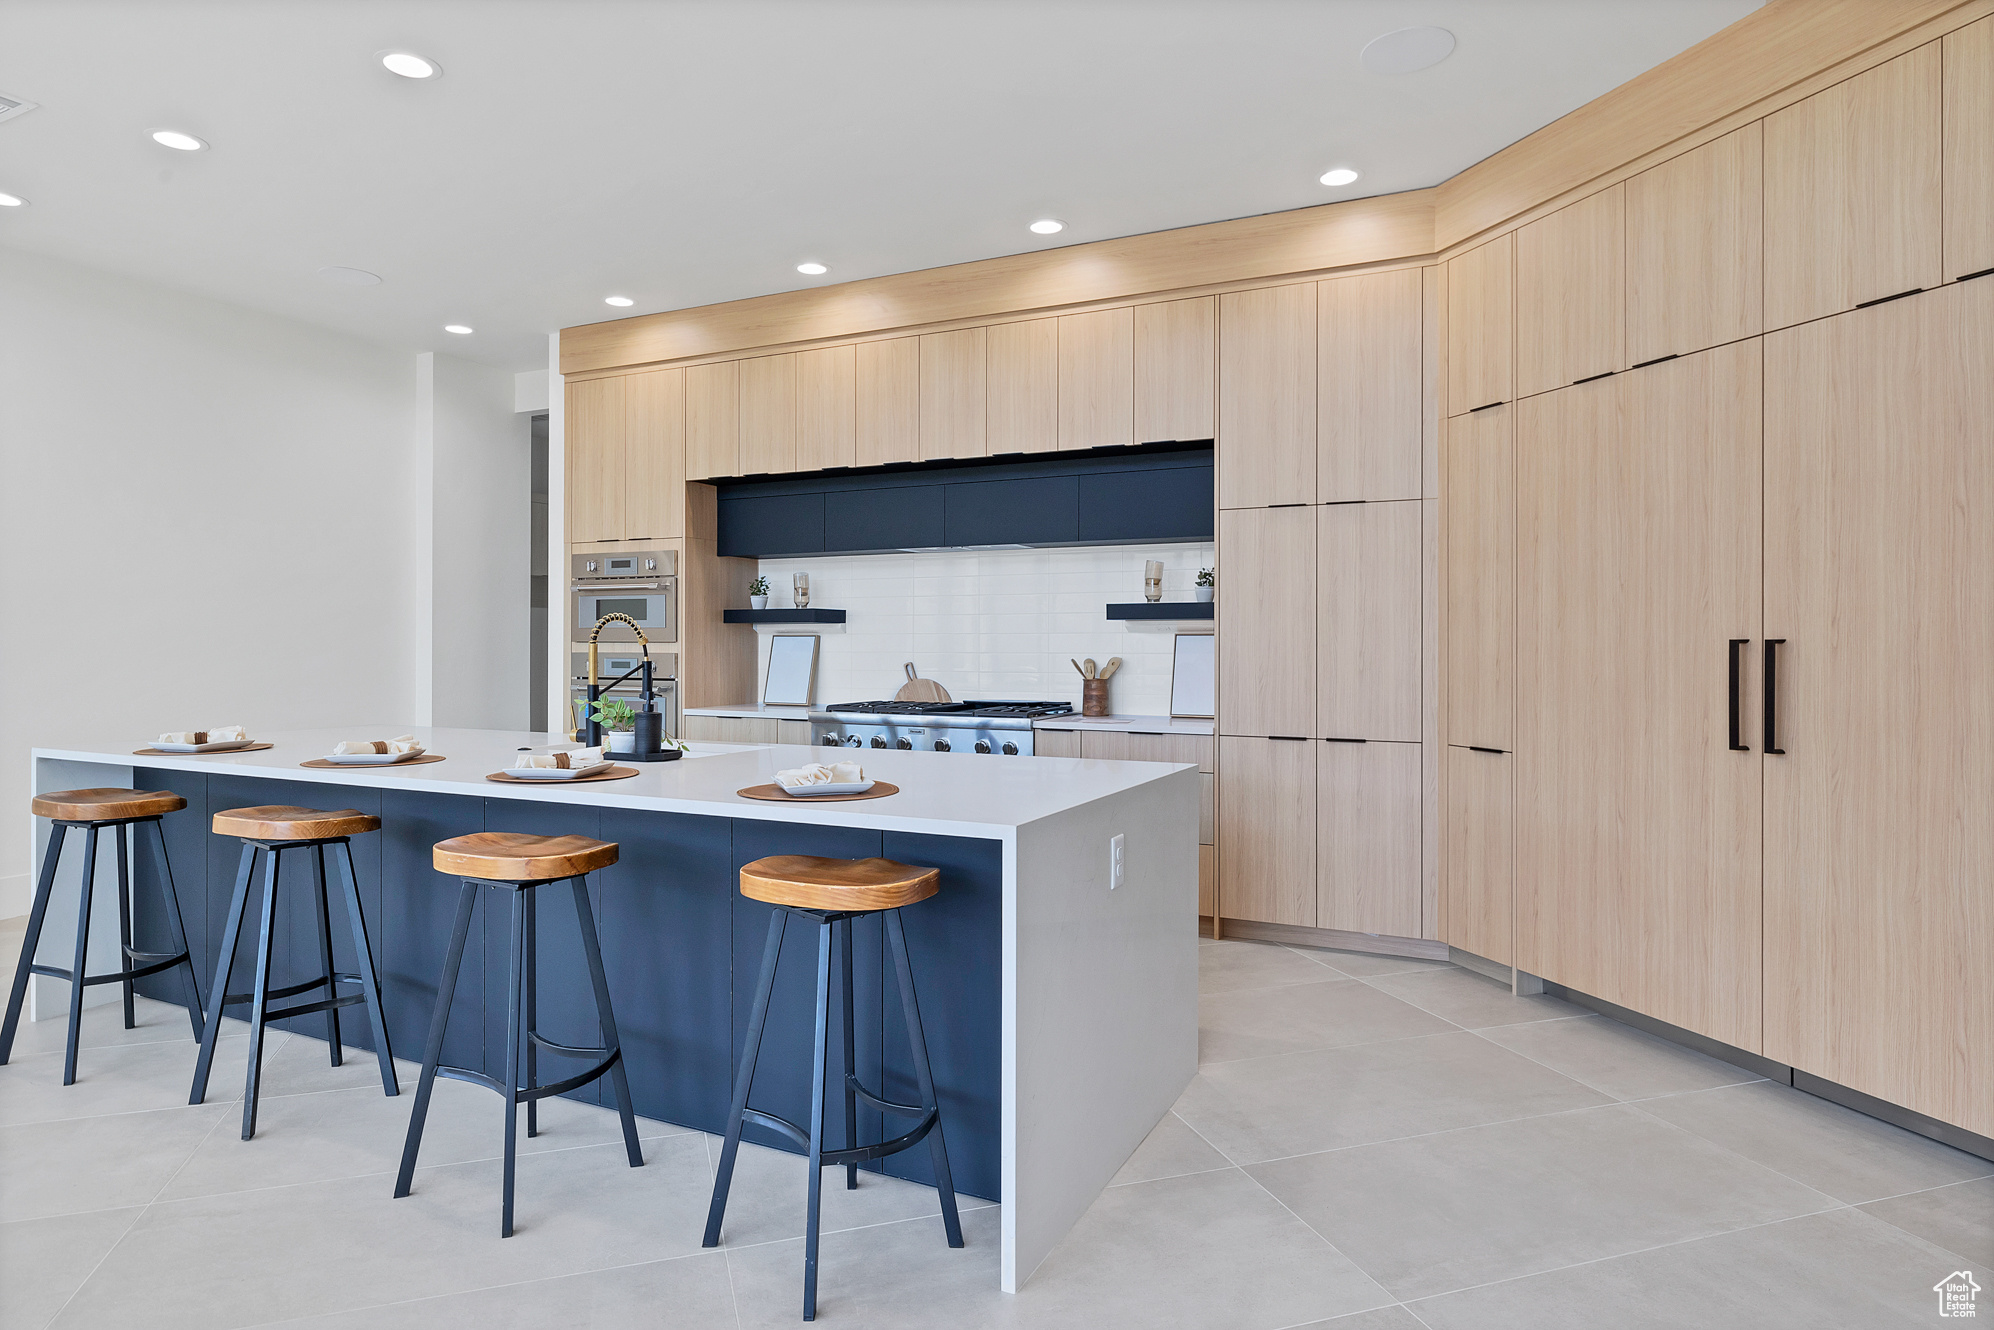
(748, 575), (770, 611)
(589, 697), (638, 753)
(1195, 568), (1215, 603)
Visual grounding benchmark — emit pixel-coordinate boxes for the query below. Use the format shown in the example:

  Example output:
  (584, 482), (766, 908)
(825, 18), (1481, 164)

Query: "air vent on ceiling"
(0, 94), (39, 125)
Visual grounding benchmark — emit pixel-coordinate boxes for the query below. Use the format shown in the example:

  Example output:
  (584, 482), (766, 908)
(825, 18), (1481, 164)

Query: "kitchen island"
(26, 727), (1198, 1291)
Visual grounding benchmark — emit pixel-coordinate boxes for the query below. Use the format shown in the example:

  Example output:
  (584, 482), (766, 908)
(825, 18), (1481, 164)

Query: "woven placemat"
(300, 754), (447, 770)
(132, 743), (274, 757)
(735, 781), (901, 803)
(486, 765), (641, 784)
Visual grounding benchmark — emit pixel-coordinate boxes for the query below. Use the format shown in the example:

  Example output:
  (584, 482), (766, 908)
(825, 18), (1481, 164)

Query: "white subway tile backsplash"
(752, 543), (1213, 714)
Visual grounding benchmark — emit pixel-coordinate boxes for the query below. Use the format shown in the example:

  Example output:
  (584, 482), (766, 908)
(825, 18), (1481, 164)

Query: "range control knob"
(1001, 742), (1018, 755)
(871, 736), (888, 748)
(896, 738), (912, 750)
(821, 735), (842, 747)
(974, 740), (992, 754)
(845, 735), (864, 748)
(933, 739), (951, 752)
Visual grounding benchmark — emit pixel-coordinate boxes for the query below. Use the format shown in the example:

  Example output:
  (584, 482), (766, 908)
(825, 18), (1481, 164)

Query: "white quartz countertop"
(36, 726), (1195, 840)
(682, 704), (814, 720)
(1032, 714), (1214, 736)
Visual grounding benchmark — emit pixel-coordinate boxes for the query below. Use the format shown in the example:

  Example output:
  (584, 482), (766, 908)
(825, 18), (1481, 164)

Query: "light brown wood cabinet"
(738, 353), (797, 476)
(1317, 500), (1420, 742)
(565, 375), (625, 545)
(1764, 42), (1942, 329)
(1944, 16), (1994, 281)
(986, 319), (1057, 456)
(1514, 345), (1764, 1052)
(1627, 124), (1764, 366)
(1058, 308), (1134, 451)
(624, 368), (685, 541)
(1515, 184), (1625, 398)
(1219, 736), (1316, 927)
(1318, 269), (1423, 502)
(685, 360), (740, 481)
(919, 328), (986, 461)
(1763, 279), (1994, 1139)
(1077, 730), (1212, 770)
(1217, 283), (1315, 507)
(1445, 234), (1513, 415)
(1443, 745), (1512, 966)
(796, 345), (856, 472)
(1135, 296), (1216, 443)
(856, 338), (920, 467)
(1318, 740), (1421, 937)
(1217, 505), (1314, 738)
(1443, 405), (1512, 751)
(1032, 728), (1081, 759)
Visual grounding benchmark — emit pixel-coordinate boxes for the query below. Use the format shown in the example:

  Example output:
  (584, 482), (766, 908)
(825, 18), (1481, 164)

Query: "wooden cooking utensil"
(893, 661), (952, 704)
(1071, 658), (1087, 677)
(1083, 658), (1098, 678)
(1099, 657), (1123, 679)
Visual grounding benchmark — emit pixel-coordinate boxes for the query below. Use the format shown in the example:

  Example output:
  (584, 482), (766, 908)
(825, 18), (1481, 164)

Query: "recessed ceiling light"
(317, 265), (381, 285)
(380, 51), (441, 79)
(604, 295), (634, 307)
(444, 324), (473, 334)
(151, 129), (207, 152)
(1319, 168), (1360, 187)
(0, 191), (26, 208)
(1361, 26), (1456, 76)
(1029, 219), (1064, 235)
(796, 262), (828, 276)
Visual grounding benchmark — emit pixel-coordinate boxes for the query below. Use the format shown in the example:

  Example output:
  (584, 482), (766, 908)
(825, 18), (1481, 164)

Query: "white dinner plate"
(506, 762), (612, 780)
(149, 739), (255, 753)
(322, 749), (427, 765)
(777, 780), (875, 797)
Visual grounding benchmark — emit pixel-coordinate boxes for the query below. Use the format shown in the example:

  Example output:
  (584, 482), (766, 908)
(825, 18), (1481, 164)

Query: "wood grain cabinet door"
(1318, 500), (1420, 742)
(1057, 308), (1134, 451)
(624, 367), (684, 541)
(1318, 739), (1420, 937)
(1218, 283), (1315, 507)
(1442, 405), (1513, 752)
(1515, 345), (1763, 1050)
(684, 360), (740, 481)
(1627, 123), (1764, 366)
(1135, 296), (1215, 443)
(1443, 745), (1512, 966)
(1217, 505), (1315, 739)
(1764, 280), (1994, 1139)
(565, 375), (625, 543)
(1944, 16), (1994, 282)
(919, 328), (987, 461)
(1219, 736), (1316, 927)
(1318, 268), (1422, 502)
(856, 337), (919, 467)
(986, 319), (1057, 456)
(1515, 184), (1625, 398)
(738, 353), (797, 476)
(1445, 234), (1513, 416)
(1765, 42), (1942, 328)
(796, 345), (856, 472)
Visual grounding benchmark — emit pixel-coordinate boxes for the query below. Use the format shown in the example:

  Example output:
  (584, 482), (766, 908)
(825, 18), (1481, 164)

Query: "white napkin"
(775, 761), (864, 789)
(332, 734), (420, 756)
(158, 726), (247, 744)
(514, 747), (605, 770)
(208, 725), (246, 742)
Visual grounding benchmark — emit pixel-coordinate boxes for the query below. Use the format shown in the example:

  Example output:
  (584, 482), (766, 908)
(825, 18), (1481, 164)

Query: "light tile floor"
(1, 919), (1988, 1328)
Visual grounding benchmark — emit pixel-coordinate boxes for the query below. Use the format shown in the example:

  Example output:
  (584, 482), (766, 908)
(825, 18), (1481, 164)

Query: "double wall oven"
(570, 550), (678, 736)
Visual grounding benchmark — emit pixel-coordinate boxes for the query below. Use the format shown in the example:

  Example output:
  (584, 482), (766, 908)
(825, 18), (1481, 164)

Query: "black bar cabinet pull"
(1855, 287), (1923, 309)
(1728, 639), (1750, 752)
(1467, 746), (1505, 755)
(1764, 639), (1786, 755)
(1631, 353), (1680, 369)
(1572, 370), (1617, 385)
(1268, 735), (1310, 742)
(1469, 400), (1506, 413)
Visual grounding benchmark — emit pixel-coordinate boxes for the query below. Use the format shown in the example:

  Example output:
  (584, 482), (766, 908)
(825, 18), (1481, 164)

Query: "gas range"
(808, 700), (1073, 755)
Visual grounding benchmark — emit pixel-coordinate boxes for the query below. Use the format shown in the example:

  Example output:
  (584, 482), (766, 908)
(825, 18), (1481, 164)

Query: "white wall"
(751, 543), (1214, 716)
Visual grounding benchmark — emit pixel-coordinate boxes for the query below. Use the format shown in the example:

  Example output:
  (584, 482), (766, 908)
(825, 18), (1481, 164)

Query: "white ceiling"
(0, 0), (1760, 370)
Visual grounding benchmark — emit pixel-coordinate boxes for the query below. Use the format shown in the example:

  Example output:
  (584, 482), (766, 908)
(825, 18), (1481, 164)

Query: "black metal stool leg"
(61, 825), (99, 1086)
(704, 909), (788, 1247)
(148, 819), (204, 1042)
(395, 879), (479, 1200)
(0, 821), (65, 1065)
(886, 909), (963, 1248)
(311, 845), (343, 1065)
(524, 886), (538, 1139)
(804, 915), (834, 1321)
(241, 847), (282, 1140)
(115, 824), (134, 1031)
(841, 916), (859, 1192)
(331, 842), (395, 1094)
(570, 876), (641, 1167)
(501, 886), (526, 1237)
(191, 844), (255, 1104)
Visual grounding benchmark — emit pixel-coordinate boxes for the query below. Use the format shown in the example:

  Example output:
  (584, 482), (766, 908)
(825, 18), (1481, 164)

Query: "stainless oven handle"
(571, 581), (663, 592)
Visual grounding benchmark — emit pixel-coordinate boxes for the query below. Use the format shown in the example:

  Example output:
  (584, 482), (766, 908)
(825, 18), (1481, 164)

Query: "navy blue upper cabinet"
(715, 446), (1211, 558)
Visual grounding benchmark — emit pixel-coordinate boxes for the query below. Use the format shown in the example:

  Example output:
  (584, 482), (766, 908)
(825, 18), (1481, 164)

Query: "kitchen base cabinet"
(1442, 746), (1511, 968)
(1218, 737), (1315, 928)
(1318, 740), (1420, 937)
(1218, 506), (1315, 739)
(1763, 280), (1994, 1139)
(681, 715), (811, 745)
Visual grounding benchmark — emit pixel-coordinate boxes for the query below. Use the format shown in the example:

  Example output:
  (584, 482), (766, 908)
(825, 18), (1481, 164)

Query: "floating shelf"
(723, 608), (847, 624)
(1106, 602), (1214, 621)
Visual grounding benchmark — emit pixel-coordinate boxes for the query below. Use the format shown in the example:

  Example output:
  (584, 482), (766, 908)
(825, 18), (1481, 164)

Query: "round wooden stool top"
(213, 805), (382, 841)
(740, 855), (939, 913)
(32, 788), (187, 823)
(433, 832), (619, 882)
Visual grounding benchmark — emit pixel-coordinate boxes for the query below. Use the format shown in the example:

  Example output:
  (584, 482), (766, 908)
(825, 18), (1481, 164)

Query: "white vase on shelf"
(1195, 586), (1214, 603)
(605, 731), (636, 754)
(750, 594), (769, 610)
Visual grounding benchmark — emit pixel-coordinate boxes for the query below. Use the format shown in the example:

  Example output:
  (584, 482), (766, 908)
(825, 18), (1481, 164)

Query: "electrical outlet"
(1110, 833), (1124, 889)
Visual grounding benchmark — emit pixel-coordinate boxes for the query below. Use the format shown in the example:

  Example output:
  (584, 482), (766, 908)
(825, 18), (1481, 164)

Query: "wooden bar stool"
(395, 832), (643, 1237)
(189, 805), (398, 1139)
(704, 854), (964, 1322)
(2, 789), (204, 1084)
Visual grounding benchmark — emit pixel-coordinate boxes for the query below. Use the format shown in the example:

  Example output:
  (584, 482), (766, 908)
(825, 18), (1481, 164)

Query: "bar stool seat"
(3, 789), (204, 1084)
(211, 805), (381, 841)
(706, 854), (962, 1321)
(30, 788), (186, 823)
(395, 832), (641, 1237)
(190, 805), (397, 1140)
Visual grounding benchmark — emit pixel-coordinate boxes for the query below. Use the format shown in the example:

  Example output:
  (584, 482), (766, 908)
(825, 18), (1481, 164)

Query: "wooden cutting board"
(892, 662), (951, 703)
